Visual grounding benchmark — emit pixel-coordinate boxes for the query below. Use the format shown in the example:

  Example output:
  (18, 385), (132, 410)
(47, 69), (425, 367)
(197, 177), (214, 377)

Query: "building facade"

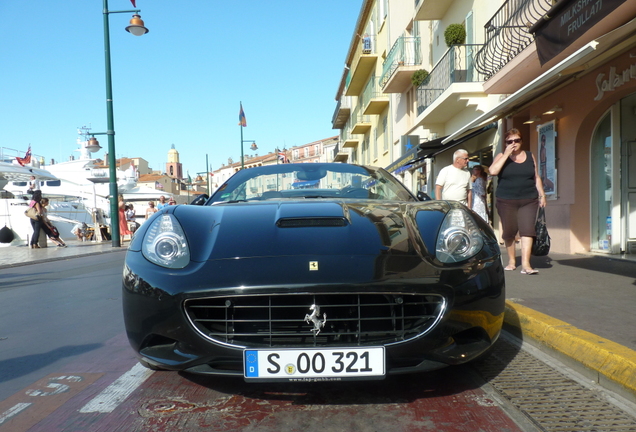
(210, 137), (337, 194)
(333, 0), (502, 197)
(290, 136), (338, 163)
(334, 0), (636, 256)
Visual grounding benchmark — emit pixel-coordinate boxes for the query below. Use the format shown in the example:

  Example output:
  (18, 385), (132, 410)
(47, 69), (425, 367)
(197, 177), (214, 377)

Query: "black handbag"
(532, 207), (551, 256)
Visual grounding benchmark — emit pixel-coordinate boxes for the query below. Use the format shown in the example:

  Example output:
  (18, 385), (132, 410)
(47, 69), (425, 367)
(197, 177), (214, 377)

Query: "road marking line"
(0, 403), (31, 425)
(79, 363), (153, 413)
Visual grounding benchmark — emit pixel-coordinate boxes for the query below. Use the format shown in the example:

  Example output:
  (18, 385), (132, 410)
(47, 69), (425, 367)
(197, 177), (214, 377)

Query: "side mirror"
(416, 191), (432, 202)
(190, 194), (209, 206)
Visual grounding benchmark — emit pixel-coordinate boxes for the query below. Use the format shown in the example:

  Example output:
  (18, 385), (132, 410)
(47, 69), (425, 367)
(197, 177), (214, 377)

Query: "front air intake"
(276, 217), (348, 228)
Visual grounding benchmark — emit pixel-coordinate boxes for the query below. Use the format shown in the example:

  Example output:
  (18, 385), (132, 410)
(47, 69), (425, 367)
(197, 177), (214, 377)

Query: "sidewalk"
(0, 239), (124, 269)
(2, 240), (635, 400)
(502, 249), (636, 402)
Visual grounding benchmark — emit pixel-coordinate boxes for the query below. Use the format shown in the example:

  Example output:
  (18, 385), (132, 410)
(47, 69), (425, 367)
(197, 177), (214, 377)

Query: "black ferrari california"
(123, 163), (505, 382)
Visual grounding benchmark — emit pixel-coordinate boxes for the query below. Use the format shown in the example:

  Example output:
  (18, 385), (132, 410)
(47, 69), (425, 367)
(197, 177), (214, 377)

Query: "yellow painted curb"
(504, 300), (636, 395)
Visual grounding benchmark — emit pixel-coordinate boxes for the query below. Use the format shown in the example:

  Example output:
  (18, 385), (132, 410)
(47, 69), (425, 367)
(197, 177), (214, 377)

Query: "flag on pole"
(130, 0), (137, 7)
(238, 103), (247, 127)
(15, 146), (32, 166)
(278, 150), (288, 163)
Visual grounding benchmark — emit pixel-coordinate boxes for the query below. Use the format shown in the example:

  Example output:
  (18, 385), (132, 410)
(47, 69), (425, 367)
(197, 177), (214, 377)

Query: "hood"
(168, 200), (441, 262)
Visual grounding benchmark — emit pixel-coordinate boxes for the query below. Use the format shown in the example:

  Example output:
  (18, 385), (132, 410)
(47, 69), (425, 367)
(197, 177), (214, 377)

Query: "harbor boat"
(1, 131), (169, 246)
(0, 156), (91, 246)
(37, 128), (169, 226)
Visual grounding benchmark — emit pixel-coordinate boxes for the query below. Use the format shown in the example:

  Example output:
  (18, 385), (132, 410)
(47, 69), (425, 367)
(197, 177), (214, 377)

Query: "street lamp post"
(101, 0), (148, 247)
(206, 154), (210, 193)
(241, 140), (257, 169)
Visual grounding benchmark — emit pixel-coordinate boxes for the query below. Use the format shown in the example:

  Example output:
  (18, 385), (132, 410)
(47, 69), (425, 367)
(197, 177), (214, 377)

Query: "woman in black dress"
(489, 128), (546, 275)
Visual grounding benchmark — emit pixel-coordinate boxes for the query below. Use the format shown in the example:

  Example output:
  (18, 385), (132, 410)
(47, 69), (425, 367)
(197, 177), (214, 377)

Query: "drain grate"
(473, 337), (636, 431)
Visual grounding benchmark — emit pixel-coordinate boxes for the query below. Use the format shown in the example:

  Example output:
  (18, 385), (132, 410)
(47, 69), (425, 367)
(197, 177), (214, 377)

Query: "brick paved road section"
(0, 331), (529, 432)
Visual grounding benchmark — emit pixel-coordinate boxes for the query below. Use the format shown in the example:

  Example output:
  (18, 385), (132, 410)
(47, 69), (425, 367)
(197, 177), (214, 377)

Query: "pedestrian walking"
(126, 203), (138, 233)
(489, 128), (546, 275)
(28, 190), (44, 248)
(145, 201), (157, 219)
(40, 198), (67, 247)
(471, 165), (489, 223)
(157, 195), (167, 210)
(118, 195), (132, 244)
(27, 175), (40, 194)
(435, 149), (472, 207)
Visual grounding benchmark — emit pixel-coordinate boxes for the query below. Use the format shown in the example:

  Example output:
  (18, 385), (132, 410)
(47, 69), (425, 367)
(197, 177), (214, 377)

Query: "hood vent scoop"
(277, 217), (348, 228)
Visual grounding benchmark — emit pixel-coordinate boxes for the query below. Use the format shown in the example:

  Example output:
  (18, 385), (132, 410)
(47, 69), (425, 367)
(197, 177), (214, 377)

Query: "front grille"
(184, 293), (445, 348)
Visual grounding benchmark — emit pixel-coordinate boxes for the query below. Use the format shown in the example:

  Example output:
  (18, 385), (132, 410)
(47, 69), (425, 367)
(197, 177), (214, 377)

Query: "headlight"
(142, 214), (190, 268)
(435, 208), (484, 263)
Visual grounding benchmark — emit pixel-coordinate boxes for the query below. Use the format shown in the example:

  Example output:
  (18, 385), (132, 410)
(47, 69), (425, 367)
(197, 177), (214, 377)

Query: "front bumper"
(122, 251), (505, 378)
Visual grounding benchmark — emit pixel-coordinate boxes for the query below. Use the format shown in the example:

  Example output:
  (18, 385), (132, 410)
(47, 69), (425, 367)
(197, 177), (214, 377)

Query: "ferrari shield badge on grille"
(309, 261), (318, 271)
(304, 304), (326, 335)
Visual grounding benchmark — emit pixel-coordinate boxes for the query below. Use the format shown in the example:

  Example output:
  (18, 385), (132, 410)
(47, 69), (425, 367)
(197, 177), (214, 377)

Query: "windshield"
(209, 163), (416, 204)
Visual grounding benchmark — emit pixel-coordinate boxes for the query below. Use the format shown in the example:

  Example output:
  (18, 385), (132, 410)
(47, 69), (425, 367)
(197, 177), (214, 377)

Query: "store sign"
(594, 62), (636, 101)
(385, 136), (420, 174)
(534, 0), (626, 65)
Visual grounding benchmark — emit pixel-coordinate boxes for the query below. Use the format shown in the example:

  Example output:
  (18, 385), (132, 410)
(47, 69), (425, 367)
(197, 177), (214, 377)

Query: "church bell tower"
(166, 144), (183, 179)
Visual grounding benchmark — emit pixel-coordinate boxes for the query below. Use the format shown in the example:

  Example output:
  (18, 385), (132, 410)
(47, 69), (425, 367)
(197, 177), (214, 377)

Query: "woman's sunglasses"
(505, 138), (522, 144)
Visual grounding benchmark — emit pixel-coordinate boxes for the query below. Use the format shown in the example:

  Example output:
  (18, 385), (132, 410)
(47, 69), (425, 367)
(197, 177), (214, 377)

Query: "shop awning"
(385, 143), (422, 174)
(428, 123), (496, 158)
(385, 123), (496, 174)
(443, 17), (636, 144)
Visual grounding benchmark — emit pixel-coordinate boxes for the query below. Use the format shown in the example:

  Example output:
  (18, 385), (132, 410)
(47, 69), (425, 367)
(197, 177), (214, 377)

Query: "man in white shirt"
(28, 176), (40, 194)
(435, 149), (472, 207)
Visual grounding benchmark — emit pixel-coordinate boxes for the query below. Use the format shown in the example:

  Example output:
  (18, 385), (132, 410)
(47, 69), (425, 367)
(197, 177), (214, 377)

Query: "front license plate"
(244, 347), (385, 382)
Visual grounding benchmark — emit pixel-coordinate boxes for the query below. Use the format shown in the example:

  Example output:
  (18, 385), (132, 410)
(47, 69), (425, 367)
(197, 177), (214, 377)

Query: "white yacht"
(1, 131), (169, 246)
(0, 156), (88, 246)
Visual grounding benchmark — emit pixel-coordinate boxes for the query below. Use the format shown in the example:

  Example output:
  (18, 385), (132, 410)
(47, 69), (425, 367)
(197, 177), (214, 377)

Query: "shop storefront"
(502, 49), (636, 255)
(386, 125), (497, 199)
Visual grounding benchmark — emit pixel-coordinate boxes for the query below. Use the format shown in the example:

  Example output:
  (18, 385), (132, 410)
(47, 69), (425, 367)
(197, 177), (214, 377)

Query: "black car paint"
(123, 198), (505, 376)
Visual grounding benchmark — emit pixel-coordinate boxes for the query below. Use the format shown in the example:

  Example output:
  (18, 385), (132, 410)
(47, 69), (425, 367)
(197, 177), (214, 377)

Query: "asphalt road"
(0, 252), (129, 401)
(2, 253), (634, 431)
(0, 253), (534, 431)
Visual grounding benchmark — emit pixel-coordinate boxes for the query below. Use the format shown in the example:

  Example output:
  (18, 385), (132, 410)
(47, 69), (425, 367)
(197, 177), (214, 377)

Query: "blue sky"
(0, 1), (362, 175)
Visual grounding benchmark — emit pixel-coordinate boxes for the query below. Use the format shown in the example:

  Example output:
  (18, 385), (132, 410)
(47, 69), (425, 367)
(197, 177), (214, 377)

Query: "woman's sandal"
(520, 269), (539, 275)
(504, 266), (516, 271)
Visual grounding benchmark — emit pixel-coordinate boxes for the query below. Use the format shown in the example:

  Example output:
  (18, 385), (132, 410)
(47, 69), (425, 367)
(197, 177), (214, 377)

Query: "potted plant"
(444, 24), (466, 47)
(411, 69), (430, 87)
(444, 24), (467, 82)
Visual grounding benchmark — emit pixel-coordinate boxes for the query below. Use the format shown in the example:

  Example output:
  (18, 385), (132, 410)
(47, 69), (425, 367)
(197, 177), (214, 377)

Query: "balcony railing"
(380, 36), (422, 88)
(361, 76), (389, 115)
(345, 35), (377, 93)
(332, 143), (349, 162)
(332, 96), (352, 129)
(340, 111), (361, 148)
(416, 44), (485, 115)
(475, 0), (553, 78)
(350, 104), (371, 134)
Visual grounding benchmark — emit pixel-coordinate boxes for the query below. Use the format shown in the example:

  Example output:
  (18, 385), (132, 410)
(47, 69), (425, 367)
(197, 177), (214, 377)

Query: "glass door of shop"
(591, 112), (614, 252)
(620, 94), (636, 254)
(593, 96), (636, 255)
(624, 140), (636, 254)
